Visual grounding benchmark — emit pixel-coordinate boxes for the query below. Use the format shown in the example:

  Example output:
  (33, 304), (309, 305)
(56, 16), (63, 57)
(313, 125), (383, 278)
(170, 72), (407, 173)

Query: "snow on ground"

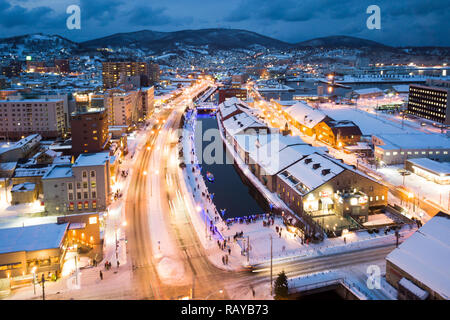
(379, 164), (450, 212)
(3, 126), (148, 300)
(146, 110), (189, 286)
(288, 260), (398, 300)
(179, 108), (418, 270)
(248, 223), (417, 266)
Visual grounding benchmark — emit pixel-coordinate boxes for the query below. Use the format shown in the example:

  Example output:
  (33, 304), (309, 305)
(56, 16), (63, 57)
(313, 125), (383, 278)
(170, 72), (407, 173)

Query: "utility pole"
(41, 274), (45, 300)
(32, 272), (36, 295)
(75, 254), (78, 286)
(270, 235), (273, 296)
(247, 236), (250, 264)
(204, 209), (207, 239)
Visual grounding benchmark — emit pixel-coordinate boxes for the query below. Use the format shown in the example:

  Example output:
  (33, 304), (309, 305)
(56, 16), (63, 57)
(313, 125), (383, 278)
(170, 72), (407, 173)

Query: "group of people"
(120, 170), (129, 178)
(221, 254), (229, 265)
(99, 260), (120, 280)
(233, 231), (244, 241)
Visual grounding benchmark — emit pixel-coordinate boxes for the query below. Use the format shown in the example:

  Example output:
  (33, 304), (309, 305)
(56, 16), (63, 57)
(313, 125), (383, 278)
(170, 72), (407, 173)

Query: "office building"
(407, 79), (450, 125)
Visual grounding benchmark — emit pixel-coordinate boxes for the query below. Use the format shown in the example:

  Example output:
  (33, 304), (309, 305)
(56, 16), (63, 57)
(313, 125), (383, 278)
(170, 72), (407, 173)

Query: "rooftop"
(279, 152), (345, 194)
(42, 164), (73, 179)
(0, 223), (68, 254)
(11, 182), (36, 192)
(386, 212), (450, 300)
(406, 158), (450, 176)
(284, 101), (328, 129)
(375, 133), (450, 150)
(73, 152), (110, 167)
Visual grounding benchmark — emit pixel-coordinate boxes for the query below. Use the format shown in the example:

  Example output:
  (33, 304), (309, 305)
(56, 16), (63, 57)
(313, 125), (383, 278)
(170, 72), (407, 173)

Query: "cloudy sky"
(0, 0), (449, 46)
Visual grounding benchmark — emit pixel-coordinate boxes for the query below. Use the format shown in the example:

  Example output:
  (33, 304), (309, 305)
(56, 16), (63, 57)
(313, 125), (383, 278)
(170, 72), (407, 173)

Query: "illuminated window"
(89, 216), (97, 224)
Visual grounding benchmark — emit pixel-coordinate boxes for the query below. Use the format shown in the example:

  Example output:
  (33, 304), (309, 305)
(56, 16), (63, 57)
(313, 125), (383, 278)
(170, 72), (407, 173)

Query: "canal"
(193, 113), (268, 220)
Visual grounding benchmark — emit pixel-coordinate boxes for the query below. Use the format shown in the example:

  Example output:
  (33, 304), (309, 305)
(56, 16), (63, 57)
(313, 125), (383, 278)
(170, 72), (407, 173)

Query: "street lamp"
(31, 266), (37, 295)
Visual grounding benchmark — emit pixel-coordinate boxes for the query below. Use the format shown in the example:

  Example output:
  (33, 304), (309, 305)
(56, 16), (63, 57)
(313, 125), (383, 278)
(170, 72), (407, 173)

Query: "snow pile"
(156, 256), (186, 283)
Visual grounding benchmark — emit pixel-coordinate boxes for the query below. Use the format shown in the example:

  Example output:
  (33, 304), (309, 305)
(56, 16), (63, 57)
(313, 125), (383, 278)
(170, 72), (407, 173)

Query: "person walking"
(117, 260), (120, 269)
(99, 270), (103, 280)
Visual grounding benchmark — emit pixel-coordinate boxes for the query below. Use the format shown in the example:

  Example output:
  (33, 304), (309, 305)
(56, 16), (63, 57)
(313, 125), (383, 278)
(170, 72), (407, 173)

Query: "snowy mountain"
(294, 35), (390, 49)
(0, 33), (78, 56)
(80, 28), (290, 51)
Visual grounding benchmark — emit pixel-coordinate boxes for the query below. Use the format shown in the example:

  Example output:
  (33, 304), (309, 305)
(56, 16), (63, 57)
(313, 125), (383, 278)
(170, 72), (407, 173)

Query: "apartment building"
(0, 99), (66, 139)
(104, 90), (139, 126)
(102, 61), (150, 89)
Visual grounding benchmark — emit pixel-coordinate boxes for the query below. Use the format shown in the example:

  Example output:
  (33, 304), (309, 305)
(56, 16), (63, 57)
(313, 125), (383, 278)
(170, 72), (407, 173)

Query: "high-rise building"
(70, 108), (109, 156)
(0, 99), (66, 139)
(149, 63), (160, 84)
(407, 79), (450, 125)
(104, 90), (139, 126)
(140, 87), (154, 120)
(102, 61), (150, 89)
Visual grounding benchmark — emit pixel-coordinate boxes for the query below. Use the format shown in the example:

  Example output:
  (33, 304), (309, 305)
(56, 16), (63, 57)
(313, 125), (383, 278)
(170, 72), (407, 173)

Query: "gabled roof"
(222, 111), (268, 136)
(284, 101), (329, 129)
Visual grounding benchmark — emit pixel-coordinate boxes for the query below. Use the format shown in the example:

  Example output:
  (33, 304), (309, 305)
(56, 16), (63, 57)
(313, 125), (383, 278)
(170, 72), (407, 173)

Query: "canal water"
(194, 114), (268, 219)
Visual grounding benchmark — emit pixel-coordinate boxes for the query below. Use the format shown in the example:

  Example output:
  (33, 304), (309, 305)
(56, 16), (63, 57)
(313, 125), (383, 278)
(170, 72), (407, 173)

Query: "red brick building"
(70, 108), (109, 156)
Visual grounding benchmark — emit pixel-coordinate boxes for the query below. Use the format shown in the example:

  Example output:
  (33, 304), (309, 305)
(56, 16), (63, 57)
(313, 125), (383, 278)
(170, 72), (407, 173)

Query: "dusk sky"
(0, 0), (449, 46)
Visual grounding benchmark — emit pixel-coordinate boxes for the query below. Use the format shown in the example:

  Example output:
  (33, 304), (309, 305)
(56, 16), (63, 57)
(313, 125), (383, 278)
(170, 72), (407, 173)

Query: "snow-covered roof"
(73, 152), (110, 167)
(222, 111), (268, 136)
(386, 212), (450, 300)
(13, 166), (51, 178)
(375, 133), (450, 151)
(392, 85), (410, 93)
(11, 182), (36, 192)
(278, 152), (345, 194)
(42, 164), (73, 179)
(0, 134), (41, 155)
(284, 101), (328, 129)
(53, 155), (72, 164)
(0, 223), (68, 254)
(398, 277), (429, 300)
(352, 87), (383, 95)
(218, 97), (250, 120)
(406, 158), (450, 176)
(247, 134), (320, 176)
